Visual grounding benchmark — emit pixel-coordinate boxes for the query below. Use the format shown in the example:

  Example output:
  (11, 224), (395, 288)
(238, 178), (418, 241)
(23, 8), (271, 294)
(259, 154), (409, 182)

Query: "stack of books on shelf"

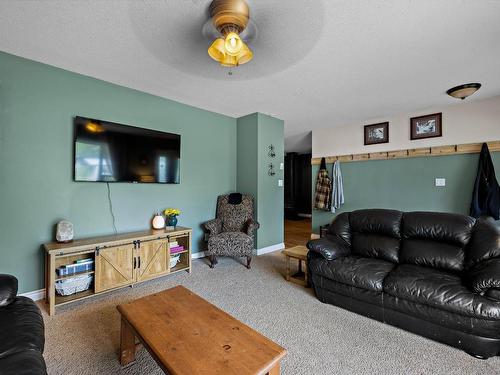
(169, 240), (185, 254)
(56, 258), (94, 277)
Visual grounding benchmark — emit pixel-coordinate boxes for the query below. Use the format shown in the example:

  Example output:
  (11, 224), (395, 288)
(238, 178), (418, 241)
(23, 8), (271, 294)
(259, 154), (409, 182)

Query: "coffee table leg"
(120, 317), (136, 366)
(268, 362), (281, 375)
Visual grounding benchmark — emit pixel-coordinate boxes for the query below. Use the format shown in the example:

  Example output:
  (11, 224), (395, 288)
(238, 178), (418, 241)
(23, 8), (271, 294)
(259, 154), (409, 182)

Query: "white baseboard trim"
(256, 243), (285, 255)
(20, 289), (45, 302)
(310, 234), (320, 239)
(191, 251), (206, 259)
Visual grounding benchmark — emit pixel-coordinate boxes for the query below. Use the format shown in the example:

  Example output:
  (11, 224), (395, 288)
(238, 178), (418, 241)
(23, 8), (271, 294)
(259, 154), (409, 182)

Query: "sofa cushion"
(208, 231), (253, 257)
(0, 297), (45, 358)
(383, 265), (500, 319)
(326, 212), (351, 245)
(401, 212), (475, 272)
(383, 294), (500, 339)
(350, 209), (403, 238)
(309, 255), (394, 292)
(351, 233), (400, 263)
(400, 239), (464, 273)
(349, 209), (403, 262)
(0, 350), (47, 375)
(402, 212), (475, 246)
(311, 274), (383, 305)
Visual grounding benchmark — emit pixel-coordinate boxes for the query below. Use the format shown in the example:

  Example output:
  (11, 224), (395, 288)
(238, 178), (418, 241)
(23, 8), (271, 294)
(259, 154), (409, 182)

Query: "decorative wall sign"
(364, 122), (389, 145)
(268, 163), (276, 176)
(410, 113), (442, 140)
(268, 144), (276, 158)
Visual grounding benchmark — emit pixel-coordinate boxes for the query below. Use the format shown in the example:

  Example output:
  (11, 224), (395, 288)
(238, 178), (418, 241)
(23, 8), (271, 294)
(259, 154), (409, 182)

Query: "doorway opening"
(284, 152), (312, 248)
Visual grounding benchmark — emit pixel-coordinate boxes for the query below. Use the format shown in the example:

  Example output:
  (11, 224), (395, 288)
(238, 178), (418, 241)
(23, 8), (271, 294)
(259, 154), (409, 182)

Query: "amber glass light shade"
(207, 33), (253, 67)
(224, 32), (243, 56)
(236, 43), (253, 65)
(220, 54), (238, 67)
(208, 38), (226, 61)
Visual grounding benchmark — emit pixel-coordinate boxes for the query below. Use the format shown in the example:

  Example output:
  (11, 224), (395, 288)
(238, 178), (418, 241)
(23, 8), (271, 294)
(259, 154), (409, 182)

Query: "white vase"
(152, 213), (165, 229)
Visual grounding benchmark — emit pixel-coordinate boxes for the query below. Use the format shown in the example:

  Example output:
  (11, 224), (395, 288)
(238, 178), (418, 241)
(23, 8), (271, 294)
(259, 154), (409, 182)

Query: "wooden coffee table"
(117, 285), (286, 374)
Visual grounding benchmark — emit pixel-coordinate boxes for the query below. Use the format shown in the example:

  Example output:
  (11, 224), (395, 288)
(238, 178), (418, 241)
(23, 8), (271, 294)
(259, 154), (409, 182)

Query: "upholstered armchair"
(204, 193), (259, 269)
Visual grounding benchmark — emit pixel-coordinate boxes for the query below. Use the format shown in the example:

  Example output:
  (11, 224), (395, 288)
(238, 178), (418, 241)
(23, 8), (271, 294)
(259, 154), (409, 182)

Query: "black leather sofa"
(307, 209), (500, 358)
(0, 274), (47, 374)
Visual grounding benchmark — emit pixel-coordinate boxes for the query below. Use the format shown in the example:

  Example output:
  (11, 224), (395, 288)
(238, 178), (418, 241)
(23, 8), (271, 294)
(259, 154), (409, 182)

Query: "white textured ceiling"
(1, 0), (500, 153)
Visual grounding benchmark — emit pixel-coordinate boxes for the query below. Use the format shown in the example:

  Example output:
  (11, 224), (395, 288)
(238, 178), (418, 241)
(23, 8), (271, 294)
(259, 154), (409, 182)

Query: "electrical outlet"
(278, 179), (283, 187)
(435, 178), (446, 187)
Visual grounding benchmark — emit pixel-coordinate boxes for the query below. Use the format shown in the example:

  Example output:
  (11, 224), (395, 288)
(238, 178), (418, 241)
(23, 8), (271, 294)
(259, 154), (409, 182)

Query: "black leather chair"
(307, 209), (500, 358)
(0, 274), (47, 374)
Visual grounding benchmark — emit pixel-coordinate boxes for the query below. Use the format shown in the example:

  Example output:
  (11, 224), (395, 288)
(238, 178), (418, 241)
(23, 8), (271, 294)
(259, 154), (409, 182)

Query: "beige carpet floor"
(39, 252), (500, 375)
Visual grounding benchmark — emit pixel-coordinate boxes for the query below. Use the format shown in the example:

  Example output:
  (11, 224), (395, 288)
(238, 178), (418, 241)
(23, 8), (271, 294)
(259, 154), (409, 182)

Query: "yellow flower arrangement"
(164, 208), (181, 217)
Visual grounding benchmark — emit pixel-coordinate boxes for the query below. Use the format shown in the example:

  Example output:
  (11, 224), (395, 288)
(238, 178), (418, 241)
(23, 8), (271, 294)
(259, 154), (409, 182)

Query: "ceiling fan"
(203, 0), (257, 68)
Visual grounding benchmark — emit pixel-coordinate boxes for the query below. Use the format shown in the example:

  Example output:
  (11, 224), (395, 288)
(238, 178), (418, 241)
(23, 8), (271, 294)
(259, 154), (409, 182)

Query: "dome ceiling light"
(207, 0), (254, 68)
(446, 83), (481, 100)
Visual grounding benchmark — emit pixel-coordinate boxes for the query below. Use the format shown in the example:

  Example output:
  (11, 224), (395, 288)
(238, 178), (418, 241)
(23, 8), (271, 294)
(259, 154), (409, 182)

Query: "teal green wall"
(256, 114), (284, 249)
(312, 153), (500, 233)
(0, 52), (237, 293)
(236, 113), (284, 249)
(236, 114), (259, 202)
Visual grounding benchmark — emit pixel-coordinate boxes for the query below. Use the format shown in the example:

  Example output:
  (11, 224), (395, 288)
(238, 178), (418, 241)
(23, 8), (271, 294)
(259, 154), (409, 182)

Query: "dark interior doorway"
(284, 152), (312, 220)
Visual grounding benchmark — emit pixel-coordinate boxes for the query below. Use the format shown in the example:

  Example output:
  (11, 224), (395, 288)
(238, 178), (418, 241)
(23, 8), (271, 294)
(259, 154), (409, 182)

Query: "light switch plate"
(435, 178), (446, 187)
(278, 179), (283, 187)
(280, 162), (284, 170)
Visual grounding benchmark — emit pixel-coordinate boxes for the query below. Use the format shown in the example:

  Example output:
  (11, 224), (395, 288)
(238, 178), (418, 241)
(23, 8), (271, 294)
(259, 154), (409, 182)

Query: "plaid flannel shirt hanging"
(314, 158), (332, 210)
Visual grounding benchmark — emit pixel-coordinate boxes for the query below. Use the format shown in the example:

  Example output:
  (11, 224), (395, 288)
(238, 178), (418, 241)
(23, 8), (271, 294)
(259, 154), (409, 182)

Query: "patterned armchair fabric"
(204, 194), (259, 268)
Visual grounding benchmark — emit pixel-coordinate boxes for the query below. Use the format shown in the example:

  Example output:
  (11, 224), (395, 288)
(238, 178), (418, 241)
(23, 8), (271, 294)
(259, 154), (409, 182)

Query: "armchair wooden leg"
(246, 256), (252, 269)
(209, 255), (218, 268)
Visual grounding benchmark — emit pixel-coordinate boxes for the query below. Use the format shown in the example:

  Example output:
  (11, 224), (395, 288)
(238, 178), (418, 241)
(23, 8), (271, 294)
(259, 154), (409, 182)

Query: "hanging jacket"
(314, 157), (332, 211)
(470, 143), (500, 220)
(331, 161), (345, 213)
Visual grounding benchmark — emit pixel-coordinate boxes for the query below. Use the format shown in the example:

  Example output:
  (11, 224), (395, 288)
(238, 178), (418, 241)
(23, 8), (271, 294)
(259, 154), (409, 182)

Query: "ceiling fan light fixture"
(447, 83), (481, 100)
(206, 0), (253, 68)
(224, 32), (243, 56)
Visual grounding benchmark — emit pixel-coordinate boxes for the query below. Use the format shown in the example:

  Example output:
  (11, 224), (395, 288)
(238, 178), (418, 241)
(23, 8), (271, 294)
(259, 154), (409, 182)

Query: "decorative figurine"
(152, 212), (166, 230)
(56, 220), (74, 243)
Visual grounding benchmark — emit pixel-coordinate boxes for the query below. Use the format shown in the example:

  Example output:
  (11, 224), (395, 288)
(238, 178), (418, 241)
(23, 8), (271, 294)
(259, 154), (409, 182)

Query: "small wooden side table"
(283, 246), (309, 287)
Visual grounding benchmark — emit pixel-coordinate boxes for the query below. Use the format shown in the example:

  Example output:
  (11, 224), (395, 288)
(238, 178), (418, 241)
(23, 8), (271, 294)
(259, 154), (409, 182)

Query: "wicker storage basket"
(170, 254), (180, 268)
(55, 274), (93, 296)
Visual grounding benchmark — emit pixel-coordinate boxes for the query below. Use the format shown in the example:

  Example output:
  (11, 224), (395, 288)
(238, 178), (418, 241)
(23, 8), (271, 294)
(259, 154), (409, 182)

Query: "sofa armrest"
(0, 274), (18, 307)
(485, 288), (500, 301)
(245, 219), (260, 236)
(204, 218), (222, 237)
(468, 258), (500, 294)
(306, 237), (350, 261)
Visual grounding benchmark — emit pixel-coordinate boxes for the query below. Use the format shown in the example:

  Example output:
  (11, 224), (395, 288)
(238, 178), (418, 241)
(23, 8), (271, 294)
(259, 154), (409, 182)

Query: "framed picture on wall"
(364, 122), (389, 145)
(410, 113), (442, 140)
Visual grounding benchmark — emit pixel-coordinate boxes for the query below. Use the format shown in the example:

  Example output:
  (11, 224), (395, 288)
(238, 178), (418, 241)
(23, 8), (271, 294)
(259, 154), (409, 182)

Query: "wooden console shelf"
(43, 227), (192, 315)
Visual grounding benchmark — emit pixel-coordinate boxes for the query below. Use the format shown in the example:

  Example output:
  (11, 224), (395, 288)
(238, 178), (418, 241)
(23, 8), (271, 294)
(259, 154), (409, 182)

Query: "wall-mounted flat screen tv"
(74, 116), (180, 183)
